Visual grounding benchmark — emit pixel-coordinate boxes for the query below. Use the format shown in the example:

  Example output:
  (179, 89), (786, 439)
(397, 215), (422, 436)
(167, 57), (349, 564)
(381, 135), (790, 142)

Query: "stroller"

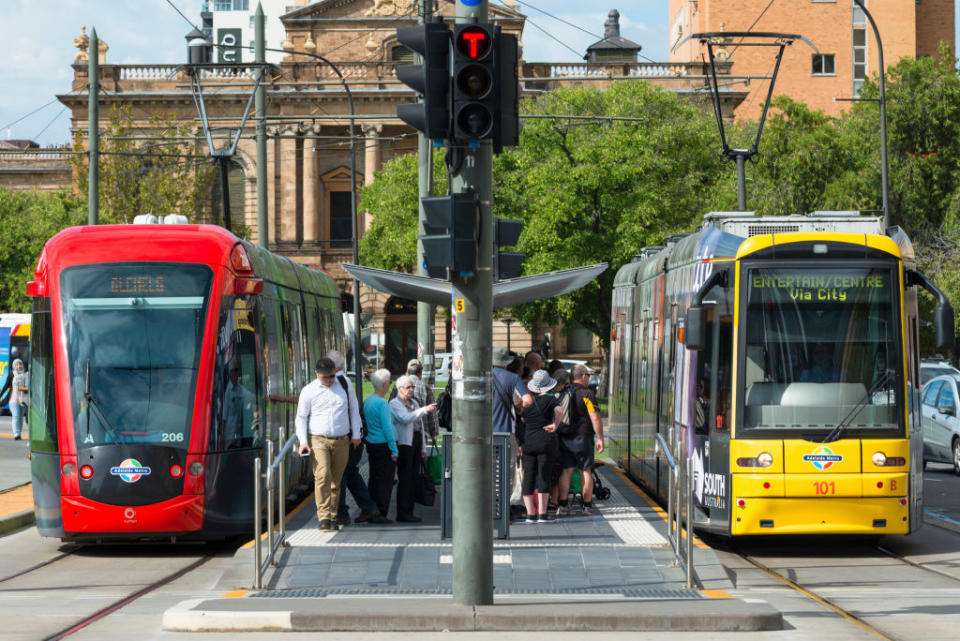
(569, 463), (612, 504)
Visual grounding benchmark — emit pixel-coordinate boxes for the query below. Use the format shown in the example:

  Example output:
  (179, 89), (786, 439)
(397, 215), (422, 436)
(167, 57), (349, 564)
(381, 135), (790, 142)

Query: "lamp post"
(853, 0), (889, 228)
(502, 317), (514, 352)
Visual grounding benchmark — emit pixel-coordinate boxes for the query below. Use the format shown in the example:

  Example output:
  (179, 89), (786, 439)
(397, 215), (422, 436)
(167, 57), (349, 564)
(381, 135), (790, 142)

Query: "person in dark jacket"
(518, 369), (563, 523)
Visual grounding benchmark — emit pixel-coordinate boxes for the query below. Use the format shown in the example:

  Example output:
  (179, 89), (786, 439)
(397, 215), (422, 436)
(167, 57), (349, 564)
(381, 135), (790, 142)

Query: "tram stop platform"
(163, 461), (782, 632)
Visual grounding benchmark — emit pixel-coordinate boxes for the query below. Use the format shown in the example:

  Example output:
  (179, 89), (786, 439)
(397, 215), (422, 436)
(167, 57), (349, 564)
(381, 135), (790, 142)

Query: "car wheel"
(953, 438), (960, 476)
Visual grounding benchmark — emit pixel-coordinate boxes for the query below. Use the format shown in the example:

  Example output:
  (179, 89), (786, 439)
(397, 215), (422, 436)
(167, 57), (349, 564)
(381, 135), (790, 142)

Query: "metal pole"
(451, 0), (494, 607)
(416, 0), (436, 389)
(735, 154), (747, 211)
(254, 456), (262, 589)
(218, 155), (233, 232)
(266, 440), (275, 564)
(255, 3), (268, 248)
(87, 28), (99, 225)
(279, 432), (287, 545)
(854, 0), (889, 227)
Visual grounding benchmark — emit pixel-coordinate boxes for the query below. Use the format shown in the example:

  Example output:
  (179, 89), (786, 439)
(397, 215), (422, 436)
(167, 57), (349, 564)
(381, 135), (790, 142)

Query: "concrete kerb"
(924, 509), (960, 536)
(162, 596), (783, 632)
(0, 509), (34, 535)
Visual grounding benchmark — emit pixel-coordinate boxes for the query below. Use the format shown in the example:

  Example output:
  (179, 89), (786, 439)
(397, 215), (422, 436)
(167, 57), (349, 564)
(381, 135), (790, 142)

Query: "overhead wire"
(33, 107), (69, 141)
(1, 98), (61, 133)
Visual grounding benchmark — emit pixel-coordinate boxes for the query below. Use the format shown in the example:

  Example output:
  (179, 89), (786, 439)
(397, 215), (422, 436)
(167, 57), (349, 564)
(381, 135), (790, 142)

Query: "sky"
(0, 0), (666, 147)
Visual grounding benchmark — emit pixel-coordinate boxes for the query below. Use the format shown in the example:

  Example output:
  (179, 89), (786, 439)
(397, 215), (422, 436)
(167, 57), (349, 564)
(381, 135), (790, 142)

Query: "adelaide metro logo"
(802, 446), (844, 471)
(110, 459), (151, 483)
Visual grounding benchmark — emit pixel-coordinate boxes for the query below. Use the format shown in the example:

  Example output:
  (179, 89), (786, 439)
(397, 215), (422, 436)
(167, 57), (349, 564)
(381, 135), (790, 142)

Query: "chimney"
(604, 10), (621, 40)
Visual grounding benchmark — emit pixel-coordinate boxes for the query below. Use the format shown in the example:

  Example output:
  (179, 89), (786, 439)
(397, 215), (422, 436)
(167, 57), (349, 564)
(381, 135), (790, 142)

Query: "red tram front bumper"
(61, 494), (205, 535)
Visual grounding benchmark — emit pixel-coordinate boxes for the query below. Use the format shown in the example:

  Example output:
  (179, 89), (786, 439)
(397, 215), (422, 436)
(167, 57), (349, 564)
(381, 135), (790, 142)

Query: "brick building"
(669, 0), (955, 120)
(51, 0), (745, 373)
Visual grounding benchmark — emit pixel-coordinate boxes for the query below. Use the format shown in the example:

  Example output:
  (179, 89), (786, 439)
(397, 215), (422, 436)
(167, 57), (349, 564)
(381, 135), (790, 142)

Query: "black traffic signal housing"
(420, 192), (481, 280)
(396, 22), (451, 141)
(494, 217), (524, 280)
(493, 31), (520, 153)
(452, 23), (496, 143)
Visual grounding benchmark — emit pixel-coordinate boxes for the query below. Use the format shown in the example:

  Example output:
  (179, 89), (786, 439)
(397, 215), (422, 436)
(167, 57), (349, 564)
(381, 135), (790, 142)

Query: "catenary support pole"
(853, 0), (889, 228)
(255, 3), (268, 248)
(451, 0), (494, 607)
(417, 0), (436, 387)
(88, 28), (99, 225)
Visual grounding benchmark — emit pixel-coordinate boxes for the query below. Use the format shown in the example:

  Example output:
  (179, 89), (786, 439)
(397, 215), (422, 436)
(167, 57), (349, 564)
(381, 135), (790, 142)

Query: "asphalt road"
(0, 417), (30, 492)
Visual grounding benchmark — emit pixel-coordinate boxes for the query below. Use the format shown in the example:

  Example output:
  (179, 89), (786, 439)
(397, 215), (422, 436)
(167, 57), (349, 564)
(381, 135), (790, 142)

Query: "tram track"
(733, 536), (960, 641)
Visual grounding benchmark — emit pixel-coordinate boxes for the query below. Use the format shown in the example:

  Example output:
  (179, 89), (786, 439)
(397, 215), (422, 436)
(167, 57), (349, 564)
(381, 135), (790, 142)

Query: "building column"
(362, 123), (383, 234)
(279, 127), (298, 243)
(267, 128), (278, 248)
(303, 126), (318, 244)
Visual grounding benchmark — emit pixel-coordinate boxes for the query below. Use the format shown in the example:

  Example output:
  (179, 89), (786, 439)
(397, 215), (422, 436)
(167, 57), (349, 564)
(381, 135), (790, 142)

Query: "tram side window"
(210, 296), (263, 450)
(28, 298), (57, 452)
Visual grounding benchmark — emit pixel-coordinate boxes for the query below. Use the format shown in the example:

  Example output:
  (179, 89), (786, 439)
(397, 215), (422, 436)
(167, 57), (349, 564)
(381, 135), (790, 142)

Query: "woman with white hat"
(518, 369), (563, 523)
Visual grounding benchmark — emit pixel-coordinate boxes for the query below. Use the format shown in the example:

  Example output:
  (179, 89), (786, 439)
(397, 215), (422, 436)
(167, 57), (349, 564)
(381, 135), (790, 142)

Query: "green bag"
(426, 441), (442, 485)
(569, 468), (582, 495)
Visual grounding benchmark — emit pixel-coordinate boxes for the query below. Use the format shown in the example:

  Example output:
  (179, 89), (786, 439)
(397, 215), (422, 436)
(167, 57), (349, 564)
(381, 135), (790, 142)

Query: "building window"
(329, 191), (353, 248)
(391, 45), (414, 64)
(214, 0), (248, 10)
(812, 54), (835, 75)
(853, 2), (867, 94)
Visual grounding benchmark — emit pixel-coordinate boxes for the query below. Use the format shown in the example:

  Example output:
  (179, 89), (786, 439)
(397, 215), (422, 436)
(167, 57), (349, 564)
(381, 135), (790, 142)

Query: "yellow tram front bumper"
(730, 493), (909, 536)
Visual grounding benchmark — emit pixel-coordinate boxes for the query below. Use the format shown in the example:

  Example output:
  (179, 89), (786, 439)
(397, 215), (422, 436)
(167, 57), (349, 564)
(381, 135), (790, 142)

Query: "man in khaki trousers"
(296, 357), (362, 531)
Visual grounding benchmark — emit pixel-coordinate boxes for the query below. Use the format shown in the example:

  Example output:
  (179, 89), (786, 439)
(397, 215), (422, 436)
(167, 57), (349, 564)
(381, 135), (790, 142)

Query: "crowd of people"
(295, 347), (603, 532)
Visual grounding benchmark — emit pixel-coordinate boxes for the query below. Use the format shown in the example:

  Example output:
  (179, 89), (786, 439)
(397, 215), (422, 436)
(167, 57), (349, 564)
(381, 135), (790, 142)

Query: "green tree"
(0, 189), (86, 312)
(72, 104), (216, 224)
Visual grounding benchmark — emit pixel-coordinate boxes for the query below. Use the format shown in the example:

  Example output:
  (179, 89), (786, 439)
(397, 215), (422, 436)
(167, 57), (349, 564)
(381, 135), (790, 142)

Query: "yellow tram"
(608, 212), (954, 535)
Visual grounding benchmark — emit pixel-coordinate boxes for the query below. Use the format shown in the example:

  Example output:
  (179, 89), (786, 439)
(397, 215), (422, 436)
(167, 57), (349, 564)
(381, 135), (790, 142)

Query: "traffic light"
(452, 23), (496, 143)
(420, 191), (481, 279)
(494, 31), (520, 153)
(494, 217), (524, 280)
(396, 22), (451, 140)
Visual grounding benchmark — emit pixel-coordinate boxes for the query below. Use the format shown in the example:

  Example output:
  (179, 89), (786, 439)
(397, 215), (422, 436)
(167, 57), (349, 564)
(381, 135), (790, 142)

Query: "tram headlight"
(757, 452), (774, 468)
(62, 463), (76, 477)
(188, 462), (204, 477)
(872, 451), (906, 467)
(872, 451), (887, 467)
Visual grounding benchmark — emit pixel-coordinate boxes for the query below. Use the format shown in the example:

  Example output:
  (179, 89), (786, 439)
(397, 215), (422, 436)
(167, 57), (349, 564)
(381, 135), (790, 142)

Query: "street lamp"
(502, 317), (515, 352)
(853, 0), (889, 228)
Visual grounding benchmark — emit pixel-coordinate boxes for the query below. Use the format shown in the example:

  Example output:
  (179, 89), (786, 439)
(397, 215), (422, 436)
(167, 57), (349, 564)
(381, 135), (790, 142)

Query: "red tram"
(26, 223), (344, 541)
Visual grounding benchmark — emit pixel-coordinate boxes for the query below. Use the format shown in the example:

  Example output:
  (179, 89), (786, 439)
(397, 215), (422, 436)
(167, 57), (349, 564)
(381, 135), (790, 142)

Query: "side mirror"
(935, 305), (955, 351)
(938, 401), (956, 417)
(684, 306), (707, 351)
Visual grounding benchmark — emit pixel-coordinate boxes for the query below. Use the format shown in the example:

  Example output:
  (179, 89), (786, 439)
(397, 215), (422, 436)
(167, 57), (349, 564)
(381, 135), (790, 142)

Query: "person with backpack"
(557, 363), (605, 516)
(436, 361), (452, 431)
(518, 370), (563, 523)
(327, 351), (380, 527)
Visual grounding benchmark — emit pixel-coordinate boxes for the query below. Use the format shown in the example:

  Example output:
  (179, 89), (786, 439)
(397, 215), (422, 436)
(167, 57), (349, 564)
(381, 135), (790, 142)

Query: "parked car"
(555, 359), (600, 393)
(920, 359), (960, 389)
(920, 373), (960, 474)
(433, 352), (452, 385)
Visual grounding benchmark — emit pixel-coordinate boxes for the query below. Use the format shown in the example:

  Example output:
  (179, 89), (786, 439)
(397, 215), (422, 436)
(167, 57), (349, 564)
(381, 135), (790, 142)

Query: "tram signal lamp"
(420, 191), (480, 279)
(396, 22), (451, 141)
(494, 217), (524, 281)
(494, 32), (520, 153)
(453, 23), (496, 143)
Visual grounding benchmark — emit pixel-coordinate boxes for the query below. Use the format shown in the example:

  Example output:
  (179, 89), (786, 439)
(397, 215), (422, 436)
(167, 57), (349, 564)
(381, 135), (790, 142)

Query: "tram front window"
(60, 263), (212, 450)
(741, 266), (901, 437)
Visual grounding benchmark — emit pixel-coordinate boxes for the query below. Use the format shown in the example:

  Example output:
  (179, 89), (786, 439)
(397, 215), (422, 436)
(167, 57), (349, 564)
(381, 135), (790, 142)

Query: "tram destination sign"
(749, 270), (891, 303)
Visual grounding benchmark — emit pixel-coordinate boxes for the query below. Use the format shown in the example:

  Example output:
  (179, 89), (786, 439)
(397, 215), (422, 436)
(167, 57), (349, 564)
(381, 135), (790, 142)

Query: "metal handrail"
(655, 431), (696, 589)
(254, 431), (299, 589)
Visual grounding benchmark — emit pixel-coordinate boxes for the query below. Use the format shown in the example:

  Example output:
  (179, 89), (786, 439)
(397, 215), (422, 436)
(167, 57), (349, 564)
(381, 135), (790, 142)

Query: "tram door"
(694, 305), (733, 529)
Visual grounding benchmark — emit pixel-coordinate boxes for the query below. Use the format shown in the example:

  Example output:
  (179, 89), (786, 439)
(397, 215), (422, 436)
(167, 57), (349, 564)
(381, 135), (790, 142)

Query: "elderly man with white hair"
(389, 373), (437, 522)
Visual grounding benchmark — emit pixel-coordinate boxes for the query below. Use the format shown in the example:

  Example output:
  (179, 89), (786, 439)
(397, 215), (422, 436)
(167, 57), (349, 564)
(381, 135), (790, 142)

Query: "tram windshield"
(740, 265), (902, 437)
(60, 263), (212, 450)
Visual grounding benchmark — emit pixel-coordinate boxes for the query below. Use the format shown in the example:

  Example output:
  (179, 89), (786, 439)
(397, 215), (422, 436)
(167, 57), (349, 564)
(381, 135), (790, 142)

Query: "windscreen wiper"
(84, 360), (126, 445)
(821, 370), (894, 443)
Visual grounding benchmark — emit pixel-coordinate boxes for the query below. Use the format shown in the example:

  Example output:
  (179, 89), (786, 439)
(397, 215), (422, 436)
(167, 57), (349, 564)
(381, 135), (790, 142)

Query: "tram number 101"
(813, 481), (836, 495)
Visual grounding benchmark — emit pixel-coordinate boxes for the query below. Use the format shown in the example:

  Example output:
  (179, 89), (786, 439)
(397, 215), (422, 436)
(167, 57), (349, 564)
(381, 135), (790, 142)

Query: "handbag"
(509, 458), (523, 505)
(414, 458), (437, 507)
(426, 441), (442, 485)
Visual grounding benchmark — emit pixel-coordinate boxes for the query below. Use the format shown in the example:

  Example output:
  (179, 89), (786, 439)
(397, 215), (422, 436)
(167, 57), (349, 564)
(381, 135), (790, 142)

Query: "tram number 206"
(813, 481), (836, 495)
(161, 433), (185, 443)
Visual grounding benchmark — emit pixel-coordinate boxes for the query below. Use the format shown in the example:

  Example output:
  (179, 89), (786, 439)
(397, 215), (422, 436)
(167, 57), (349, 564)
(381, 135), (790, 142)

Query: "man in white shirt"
(296, 357), (362, 531)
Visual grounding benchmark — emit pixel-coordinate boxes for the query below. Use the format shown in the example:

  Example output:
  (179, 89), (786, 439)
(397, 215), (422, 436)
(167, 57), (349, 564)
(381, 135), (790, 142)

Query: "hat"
(528, 369), (557, 394)
(492, 346), (514, 367)
(406, 358), (422, 374)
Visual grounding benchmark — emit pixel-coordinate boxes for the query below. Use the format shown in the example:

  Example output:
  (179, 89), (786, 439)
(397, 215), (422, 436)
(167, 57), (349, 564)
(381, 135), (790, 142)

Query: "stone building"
(669, 0), (956, 121)
(52, 0), (743, 374)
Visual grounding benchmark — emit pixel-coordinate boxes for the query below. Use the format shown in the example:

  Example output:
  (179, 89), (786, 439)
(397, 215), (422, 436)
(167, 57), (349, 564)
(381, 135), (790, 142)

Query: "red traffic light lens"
(457, 26), (491, 59)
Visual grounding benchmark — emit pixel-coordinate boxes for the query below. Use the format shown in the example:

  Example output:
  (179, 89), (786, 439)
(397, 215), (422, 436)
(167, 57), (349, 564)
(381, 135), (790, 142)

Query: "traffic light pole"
(451, 0), (493, 608)
(417, 0), (436, 387)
